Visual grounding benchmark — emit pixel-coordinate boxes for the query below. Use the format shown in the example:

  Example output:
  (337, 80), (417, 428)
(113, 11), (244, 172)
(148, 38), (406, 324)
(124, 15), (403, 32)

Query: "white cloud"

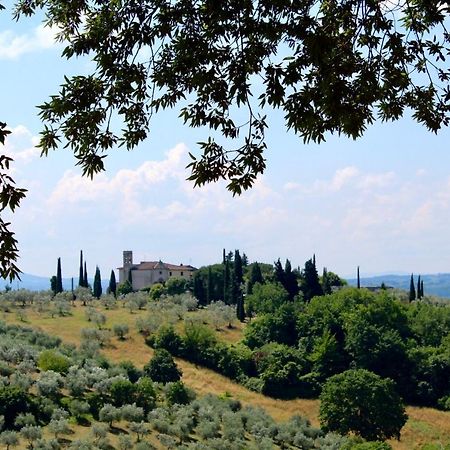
(2, 125), (40, 165)
(0, 24), (59, 60)
(47, 143), (188, 210)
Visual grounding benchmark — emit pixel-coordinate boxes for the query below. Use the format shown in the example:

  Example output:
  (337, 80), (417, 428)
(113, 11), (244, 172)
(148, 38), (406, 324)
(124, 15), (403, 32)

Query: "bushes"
(0, 386), (33, 429)
(37, 350), (70, 374)
(144, 349), (182, 384)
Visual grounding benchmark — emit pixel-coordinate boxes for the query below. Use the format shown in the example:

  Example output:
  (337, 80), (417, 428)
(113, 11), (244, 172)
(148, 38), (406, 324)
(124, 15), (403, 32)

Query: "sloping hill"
(347, 273), (450, 298)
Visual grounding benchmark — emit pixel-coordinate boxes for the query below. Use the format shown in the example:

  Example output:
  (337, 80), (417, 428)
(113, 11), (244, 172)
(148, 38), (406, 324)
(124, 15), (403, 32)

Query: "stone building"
(118, 250), (196, 291)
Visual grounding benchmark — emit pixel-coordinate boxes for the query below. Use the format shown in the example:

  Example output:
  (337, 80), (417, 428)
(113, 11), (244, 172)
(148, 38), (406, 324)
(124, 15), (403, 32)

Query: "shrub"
(166, 381), (192, 406)
(37, 350), (70, 374)
(109, 379), (136, 406)
(144, 349), (182, 384)
(135, 377), (156, 413)
(112, 324), (129, 340)
(152, 326), (184, 356)
(320, 369), (407, 441)
(0, 387), (33, 429)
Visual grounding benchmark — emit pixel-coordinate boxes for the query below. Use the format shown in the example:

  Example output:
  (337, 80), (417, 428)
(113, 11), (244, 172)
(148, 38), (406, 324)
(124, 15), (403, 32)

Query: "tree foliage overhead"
(12, 0), (450, 196)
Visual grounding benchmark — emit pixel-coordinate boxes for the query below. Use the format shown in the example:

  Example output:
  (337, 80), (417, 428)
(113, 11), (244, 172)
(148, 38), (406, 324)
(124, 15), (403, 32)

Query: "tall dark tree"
(193, 273), (207, 306)
(234, 250), (243, 285)
(93, 266), (102, 299)
(83, 262), (88, 288)
(241, 253), (249, 267)
(109, 270), (117, 297)
(322, 267), (332, 295)
(357, 266), (360, 289)
(206, 266), (213, 304)
(50, 276), (57, 295)
(78, 250), (84, 287)
(236, 291), (245, 322)
(247, 262), (263, 295)
(417, 275), (422, 300)
(56, 257), (63, 293)
(302, 258), (323, 302)
(274, 258), (285, 286)
(409, 274), (416, 302)
(223, 250), (231, 304)
(421, 280), (424, 299)
(284, 259), (299, 300)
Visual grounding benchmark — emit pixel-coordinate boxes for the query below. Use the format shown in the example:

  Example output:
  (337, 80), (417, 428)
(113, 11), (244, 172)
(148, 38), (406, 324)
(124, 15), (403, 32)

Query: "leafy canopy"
(12, 0), (450, 195)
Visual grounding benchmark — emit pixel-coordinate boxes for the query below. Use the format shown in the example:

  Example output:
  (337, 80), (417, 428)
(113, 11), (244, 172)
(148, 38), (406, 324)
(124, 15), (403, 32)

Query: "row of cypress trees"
(51, 251), (117, 298)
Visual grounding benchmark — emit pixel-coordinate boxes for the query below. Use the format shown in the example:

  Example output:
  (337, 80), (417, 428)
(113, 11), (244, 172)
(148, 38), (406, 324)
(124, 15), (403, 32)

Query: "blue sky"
(2, 8), (450, 280)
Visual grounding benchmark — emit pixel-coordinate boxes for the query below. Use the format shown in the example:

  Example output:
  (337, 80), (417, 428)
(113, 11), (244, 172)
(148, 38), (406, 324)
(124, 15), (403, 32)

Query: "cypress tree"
(109, 270), (117, 297)
(223, 250), (231, 304)
(50, 275), (57, 295)
(409, 274), (416, 302)
(357, 266), (360, 289)
(236, 291), (245, 322)
(234, 250), (243, 285)
(56, 257), (63, 293)
(421, 280), (424, 298)
(193, 273), (206, 306)
(84, 262), (88, 288)
(79, 250), (84, 287)
(93, 266), (102, 299)
(417, 275), (421, 299)
(207, 266), (213, 304)
(302, 258), (322, 302)
(284, 259), (299, 300)
(274, 258), (285, 285)
(247, 262), (263, 294)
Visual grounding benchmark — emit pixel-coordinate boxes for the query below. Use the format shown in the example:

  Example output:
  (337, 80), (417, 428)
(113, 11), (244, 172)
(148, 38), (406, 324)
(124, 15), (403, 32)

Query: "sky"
(2, 7), (450, 280)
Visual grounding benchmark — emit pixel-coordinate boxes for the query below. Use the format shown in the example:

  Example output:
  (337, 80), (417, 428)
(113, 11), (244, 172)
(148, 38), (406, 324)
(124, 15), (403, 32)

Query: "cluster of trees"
(48, 251), (119, 300)
(0, 319), (362, 449)
(193, 251), (346, 323)
(149, 287), (450, 440)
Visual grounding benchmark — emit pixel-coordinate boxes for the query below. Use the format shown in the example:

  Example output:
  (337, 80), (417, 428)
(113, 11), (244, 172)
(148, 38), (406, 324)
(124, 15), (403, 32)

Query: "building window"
(181, 272), (183, 276)
(169, 272), (172, 276)
(159, 271), (162, 275)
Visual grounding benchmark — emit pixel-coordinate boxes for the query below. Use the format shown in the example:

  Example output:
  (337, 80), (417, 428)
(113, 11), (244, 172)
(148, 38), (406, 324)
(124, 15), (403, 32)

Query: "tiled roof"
(119, 261), (196, 271)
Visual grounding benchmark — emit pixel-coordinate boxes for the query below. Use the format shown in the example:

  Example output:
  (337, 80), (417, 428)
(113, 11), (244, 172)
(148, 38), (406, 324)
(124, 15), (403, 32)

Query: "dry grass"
(3, 303), (450, 449)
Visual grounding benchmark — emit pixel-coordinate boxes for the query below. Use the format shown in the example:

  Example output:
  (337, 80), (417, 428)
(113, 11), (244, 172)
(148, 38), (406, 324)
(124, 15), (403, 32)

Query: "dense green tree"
(193, 273), (206, 306)
(245, 282), (289, 316)
(273, 259), (285, 286)
(357, 266), (361, 289)
(247, 262), (263, 295)
(93, 266), (102, 299)
(165, 277), (188, 296)
(417, 275), (422, 300)
(234, 250), (243, 285)
(50, 276), (57, 295)
(283, 259), (299, 300)
(206, 267), (213, 304)
(319, 369), (407, 441)
(409, 274), (416, 302)
(56, 257), (63, 293)
(0, 386), (32, 429)
(117, 280), (133, 296)
(108, 270), (117, 297)
(301, 258), (323, 302)
(144, 349), (182, 384)
(109, 379), (136, 407)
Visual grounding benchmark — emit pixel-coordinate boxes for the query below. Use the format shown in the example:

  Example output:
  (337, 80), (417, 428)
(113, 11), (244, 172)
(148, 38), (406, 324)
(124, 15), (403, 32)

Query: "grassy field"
(3, 302), (450, 450)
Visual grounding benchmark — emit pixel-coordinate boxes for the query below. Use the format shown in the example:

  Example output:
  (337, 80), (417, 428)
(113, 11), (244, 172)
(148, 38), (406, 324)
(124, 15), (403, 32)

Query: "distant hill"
(347, 273), (450, 299)
(0, 273), (109, 292)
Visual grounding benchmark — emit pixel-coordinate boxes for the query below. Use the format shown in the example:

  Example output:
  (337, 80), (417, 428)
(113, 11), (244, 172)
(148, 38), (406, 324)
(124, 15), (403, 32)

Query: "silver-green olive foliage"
(3, 1), (450, 278)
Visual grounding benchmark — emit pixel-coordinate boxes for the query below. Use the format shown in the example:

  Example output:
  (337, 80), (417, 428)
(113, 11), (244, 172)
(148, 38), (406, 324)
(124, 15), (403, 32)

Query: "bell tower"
(123, 250), (133, 268)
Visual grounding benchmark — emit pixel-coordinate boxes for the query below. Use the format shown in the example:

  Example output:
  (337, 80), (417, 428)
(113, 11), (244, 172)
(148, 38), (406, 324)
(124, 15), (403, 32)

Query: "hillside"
(347, 273), (450, 298)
